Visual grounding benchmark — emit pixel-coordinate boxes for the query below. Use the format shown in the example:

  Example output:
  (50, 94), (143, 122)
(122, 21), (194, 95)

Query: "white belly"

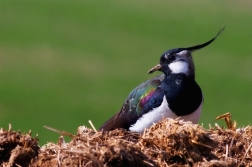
(129, 96), (203, 133)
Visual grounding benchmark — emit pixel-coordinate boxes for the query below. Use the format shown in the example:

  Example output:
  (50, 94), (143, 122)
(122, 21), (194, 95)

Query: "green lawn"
(0, 1), (251, 145)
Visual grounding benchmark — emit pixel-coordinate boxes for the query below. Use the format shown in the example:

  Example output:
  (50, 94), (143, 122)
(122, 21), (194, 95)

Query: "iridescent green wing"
(119, 74), (165, 121)
(99, 74), (165, 131)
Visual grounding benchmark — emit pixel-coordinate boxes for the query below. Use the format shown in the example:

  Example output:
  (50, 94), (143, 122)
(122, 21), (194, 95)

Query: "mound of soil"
(0, 124), (39, 167)
(0, 116), (251, 167)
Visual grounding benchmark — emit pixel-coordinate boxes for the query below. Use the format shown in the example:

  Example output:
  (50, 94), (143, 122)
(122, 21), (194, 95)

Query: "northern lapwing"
(100, 28), (225, 132)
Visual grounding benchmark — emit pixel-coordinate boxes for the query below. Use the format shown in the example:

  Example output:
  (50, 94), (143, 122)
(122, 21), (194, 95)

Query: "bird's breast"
(162, 74), (203, 116)
(129, 94), (203, 133)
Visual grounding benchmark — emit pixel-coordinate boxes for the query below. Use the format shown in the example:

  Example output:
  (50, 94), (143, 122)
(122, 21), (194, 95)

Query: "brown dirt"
(0, 118), (252, 167)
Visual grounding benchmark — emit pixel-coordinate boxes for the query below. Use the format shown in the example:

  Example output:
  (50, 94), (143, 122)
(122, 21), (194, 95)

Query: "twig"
(215, 123), (223, 131)
(57, 150), (61, 166)
(238, 142), (252, 166)
(191, 139), (213, 149)
(142, 128), (147, 138)
(143, 160), (154, 166)
(15, 164), (22, 167)
(225, 144), (228, 158)
(229, 136), (235, 157)
(58, 135), (67, 148)
(44, 125), (75, 138)
(8, 123), (12, 132)
(185, 147), (194, 164)
(215, 112), (230, 120)
(28, 130), (32, 136)
(65, 149), (86, 154)
(84, 161), (92, 167)
(88, 120), (97, 133)
(182, 154), (190, 166)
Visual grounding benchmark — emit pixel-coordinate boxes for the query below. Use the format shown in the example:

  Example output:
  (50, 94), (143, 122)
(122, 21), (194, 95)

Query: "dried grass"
(0, 117), (252, 167)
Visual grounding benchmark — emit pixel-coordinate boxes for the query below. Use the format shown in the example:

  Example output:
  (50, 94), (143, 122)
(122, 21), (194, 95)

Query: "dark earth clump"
(0, 124), (39, 167)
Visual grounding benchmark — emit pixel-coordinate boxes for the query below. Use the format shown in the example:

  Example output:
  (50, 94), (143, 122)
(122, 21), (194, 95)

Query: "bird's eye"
(161, 56), (168, 63)
(167, 54), (175, 61)
(162, 53), (176, 63)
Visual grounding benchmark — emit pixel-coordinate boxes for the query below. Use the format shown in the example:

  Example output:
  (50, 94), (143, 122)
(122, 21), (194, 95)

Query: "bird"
(99, 28), (225, 133)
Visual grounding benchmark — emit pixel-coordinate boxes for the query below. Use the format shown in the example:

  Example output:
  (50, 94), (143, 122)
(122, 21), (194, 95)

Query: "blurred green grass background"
(0, 1), (252, 145)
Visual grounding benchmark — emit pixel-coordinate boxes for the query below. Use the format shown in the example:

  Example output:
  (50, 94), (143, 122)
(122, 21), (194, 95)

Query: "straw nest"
(0, 113), (251, 167)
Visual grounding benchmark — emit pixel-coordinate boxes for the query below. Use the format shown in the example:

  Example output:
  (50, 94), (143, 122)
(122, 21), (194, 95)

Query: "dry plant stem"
(58, 135), (67, 148)
(215, 123), (221, 130)
(191, 139), (213, 149)
(215, 112), (231, 120)
(143, 160), (154, 166)
(88, 120), (97, 133)
(185, 147), (194, 164)
(84, 161), (92, 167)
(15, 163), (22, 167)
(215, 112), (236, 130)
(225, 144), (228, 158)
(8, 123), (12, 132)
(44, 125), (75, 138)
(57, 150), (61, 166)
(229, 136), (235, 157)
(65, 150), (86, 154)
(142, 128), (147, 138)
(238, 142), (252, 166)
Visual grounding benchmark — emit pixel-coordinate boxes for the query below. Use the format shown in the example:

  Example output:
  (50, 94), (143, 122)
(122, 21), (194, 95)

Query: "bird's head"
(148, 27), (225, 78)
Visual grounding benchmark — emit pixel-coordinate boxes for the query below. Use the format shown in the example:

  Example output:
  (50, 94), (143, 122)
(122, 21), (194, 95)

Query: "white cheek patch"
(168, 61), (189, 74)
